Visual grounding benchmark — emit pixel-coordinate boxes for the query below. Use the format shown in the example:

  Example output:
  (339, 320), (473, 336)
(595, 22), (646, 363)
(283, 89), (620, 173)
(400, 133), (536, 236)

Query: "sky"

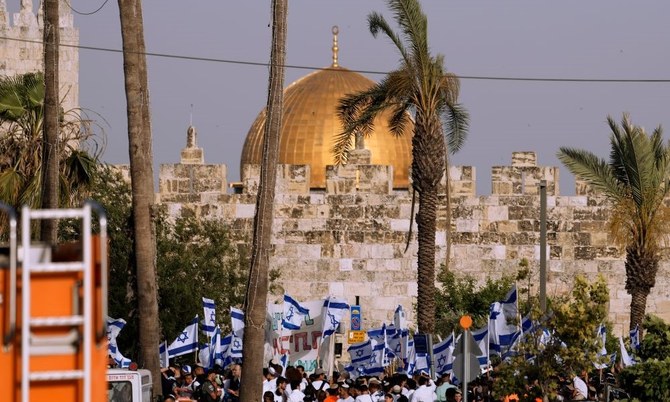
(15, 1), (670, 195)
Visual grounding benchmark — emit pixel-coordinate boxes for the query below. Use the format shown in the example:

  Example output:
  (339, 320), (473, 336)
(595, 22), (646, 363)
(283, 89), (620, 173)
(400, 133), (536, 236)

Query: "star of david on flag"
(321, 297), (349, 338)
(202, 297), (217, 338)
(282, 294), (309, 330)
(629, 324), (640, 351)
(168, 315), (199, 357)
(433, 332), (455, 375)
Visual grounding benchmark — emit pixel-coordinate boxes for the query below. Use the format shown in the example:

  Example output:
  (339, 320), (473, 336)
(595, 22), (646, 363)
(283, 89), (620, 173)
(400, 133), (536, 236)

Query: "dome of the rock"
(240, 61), (414, 189)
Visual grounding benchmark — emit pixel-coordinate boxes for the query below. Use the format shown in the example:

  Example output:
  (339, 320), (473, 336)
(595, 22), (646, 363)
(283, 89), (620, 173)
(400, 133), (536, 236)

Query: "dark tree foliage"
(619, 315), (670, 400)
(434, 269), (516, 338)
(62, 165), (248, 360)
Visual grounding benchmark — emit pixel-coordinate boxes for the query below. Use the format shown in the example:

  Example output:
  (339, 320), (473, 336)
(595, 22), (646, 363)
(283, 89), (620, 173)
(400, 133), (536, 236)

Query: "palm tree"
(0, 72), (98, 212)
(240, 0), (287, 401)
(335, 0), (468, 334)
(558, 113), (670, 330)
(41, 0), (60, 243)
(118, 0), (161, 392)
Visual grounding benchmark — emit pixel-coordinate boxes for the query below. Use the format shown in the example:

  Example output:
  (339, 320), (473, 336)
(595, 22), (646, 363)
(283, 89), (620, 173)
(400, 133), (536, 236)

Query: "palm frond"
(557, 147), (623, 200)
(367, 12), (410, 65)
(0, 168), (24, 206)
(442, 102), (469, 154)
(388, 103), (412, 138)
(388, 0), (428, 68)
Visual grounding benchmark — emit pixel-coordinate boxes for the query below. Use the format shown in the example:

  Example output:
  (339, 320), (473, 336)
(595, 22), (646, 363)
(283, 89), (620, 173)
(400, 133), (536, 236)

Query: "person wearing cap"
(337, 382), (355, 402)
(312, 368), (330, 391)
(174, 365), (195, 400)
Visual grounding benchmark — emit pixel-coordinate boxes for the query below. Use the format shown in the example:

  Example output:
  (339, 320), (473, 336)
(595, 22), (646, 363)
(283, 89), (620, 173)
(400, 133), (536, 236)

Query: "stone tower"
(0, 0), (79, 113)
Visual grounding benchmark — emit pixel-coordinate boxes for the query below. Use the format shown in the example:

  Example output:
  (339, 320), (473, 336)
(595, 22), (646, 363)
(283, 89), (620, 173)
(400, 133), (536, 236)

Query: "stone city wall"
(157, 150), (670, 336)
(0, 0), (79, 113)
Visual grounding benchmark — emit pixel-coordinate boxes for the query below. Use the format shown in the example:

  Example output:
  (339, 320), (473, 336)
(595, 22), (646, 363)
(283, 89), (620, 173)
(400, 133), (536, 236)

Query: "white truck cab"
(107, 368), (153, 402)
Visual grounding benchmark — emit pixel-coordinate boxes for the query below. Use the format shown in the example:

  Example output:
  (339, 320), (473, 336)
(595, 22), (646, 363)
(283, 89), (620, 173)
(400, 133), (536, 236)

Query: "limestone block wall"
(0, 1), (79, 113)
(156, 151), (670, 336)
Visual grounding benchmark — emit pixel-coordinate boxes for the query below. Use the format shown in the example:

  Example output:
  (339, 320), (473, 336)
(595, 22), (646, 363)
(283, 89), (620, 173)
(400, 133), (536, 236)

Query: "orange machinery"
(0, 202), (109, 402)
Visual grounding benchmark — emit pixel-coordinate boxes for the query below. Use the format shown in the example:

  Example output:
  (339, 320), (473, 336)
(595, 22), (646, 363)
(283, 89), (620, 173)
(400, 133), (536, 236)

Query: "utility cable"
(63, 0), (110, 16)
(1, 35), (669, 83)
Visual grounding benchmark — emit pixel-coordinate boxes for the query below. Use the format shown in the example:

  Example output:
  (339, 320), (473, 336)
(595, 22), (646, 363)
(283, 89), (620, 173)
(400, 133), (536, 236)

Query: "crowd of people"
(158, 360), (625, 402)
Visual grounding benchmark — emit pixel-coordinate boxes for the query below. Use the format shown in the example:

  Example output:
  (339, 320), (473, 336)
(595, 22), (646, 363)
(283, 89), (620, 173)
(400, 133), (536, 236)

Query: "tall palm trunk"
(240, 1), (287, 401)
(625, 249), (658, 330)
(412, 114), (445, 334)
(118, 0), (161, 392)
(41, 0), (59, 242)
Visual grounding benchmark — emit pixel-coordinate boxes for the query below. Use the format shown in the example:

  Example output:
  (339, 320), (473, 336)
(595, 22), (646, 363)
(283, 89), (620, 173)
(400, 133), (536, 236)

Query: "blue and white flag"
(202, 297), (217, 338)
(159, 341), (169, 368)
(629, 325), (640, 352)
(107, 316), (131, 368)
(619, 336), (636, 367)
(594, 324), (609, 369)
(501, 285), (518, 321)
(394, 305), (407, 331)
(434, 332), (455, 375)
(168, 315), (199, 357)
(388, 328), (409, 360)
(220, 334), (233, 367)
(472, 326), (490, 368)
(322, 297), (349, 338)
(279, 353), (290, 376)
(366, 340), (386, 376)
(230, 333), (244, 360)
(402, 338), (416, 375)
(489, 301), (519, 355)
(368, 324), (396, 359)
(347, 340), (373, 378)
(210, 326), (223, 368)
(282, 294), (310, 330)
(230, 307), (245, 337)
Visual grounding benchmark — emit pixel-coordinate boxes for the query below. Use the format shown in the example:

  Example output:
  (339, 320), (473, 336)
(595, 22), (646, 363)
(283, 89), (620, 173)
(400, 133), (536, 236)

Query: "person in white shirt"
(411, 375), (436, 402)
(263, 367), (279, 394)
(354, 384), (374, 402)
(337, 383), (355, 402)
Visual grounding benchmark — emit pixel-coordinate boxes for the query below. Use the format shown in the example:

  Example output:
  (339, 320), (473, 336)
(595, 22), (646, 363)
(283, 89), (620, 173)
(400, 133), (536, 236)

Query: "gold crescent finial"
(331, 25), (339, 67)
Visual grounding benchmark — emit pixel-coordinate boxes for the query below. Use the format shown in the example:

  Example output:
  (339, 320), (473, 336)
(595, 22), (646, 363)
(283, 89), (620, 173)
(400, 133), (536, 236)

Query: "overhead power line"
(63, 0), (110, 16)
(1, 35), (670, 83)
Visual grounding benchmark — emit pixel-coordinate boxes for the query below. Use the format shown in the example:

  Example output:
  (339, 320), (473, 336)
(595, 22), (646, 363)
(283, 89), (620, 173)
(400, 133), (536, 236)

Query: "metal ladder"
(20, 202), (107, 402)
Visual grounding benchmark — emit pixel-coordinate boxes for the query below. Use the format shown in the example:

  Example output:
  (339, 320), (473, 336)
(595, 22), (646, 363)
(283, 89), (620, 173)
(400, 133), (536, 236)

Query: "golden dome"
(240, 66), (414, 189)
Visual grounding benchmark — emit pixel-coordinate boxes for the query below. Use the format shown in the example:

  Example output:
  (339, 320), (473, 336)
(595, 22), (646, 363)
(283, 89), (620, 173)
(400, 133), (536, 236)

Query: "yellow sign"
(348, 330), (366, 344)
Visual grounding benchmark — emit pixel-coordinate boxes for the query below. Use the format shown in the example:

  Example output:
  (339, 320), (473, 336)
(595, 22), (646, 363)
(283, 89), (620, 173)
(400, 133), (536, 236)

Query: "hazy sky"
(17, 1), (670, 195)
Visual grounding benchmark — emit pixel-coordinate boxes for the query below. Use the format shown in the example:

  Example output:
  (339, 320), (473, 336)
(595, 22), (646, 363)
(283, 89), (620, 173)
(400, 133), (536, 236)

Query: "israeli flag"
(629, 324), (641, 351)
(230, 307), (245, 337)
(619, 336), (636, 367)
(403, 338), (416, 375)
(107, 316), (131, 368)
(472, 326), (490, 368)
(220, 334), (233, 366)
(202, 297), (217, 338)
(368, 324), (395, 359)
(394, 305), (407, 331)
(594, 324), (609, 369)
(230, 333), (243, 359)
(501, 285), (518, 321)
(168, 315), (199, 357)
(388, 328), (409, 360)
(210, 326), (223, 367)
(366, 340), (386, 376)
(489, 301), (519, 355)
(322, 297), (349, 338)
(348, 340), (373, 378)
(199, 344), (212, 369)
(433, 332), (456, 375)
(159, 341), (169, 368)
(282, 294), (309, 330)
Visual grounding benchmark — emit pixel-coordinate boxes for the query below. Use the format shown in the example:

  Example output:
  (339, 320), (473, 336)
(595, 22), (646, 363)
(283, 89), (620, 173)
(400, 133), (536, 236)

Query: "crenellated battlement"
(155, 136), (670, 336)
